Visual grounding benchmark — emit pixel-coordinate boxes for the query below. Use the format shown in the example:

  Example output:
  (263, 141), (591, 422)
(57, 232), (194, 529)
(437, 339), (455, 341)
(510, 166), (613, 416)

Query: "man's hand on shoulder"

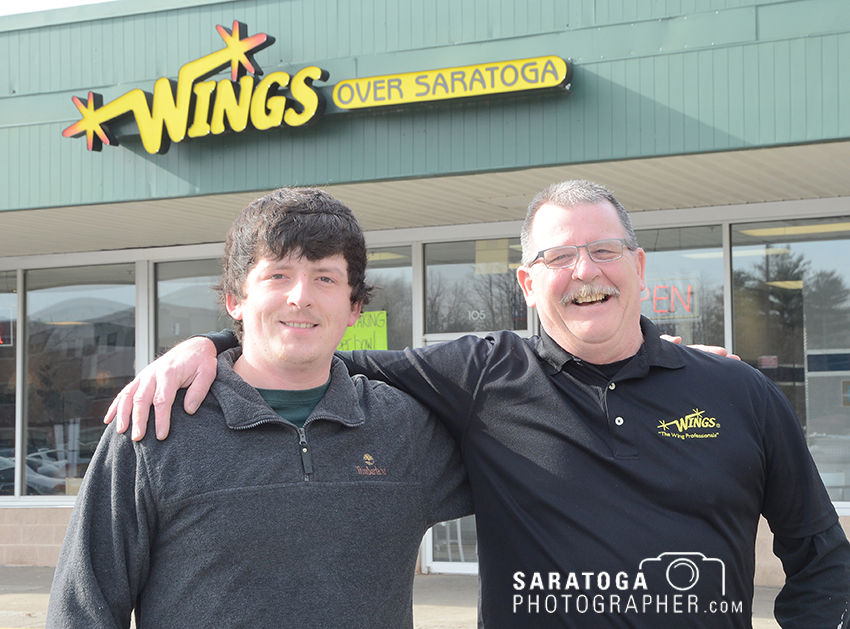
(104, 336), (219, 441)
(660, 334), (740, 360)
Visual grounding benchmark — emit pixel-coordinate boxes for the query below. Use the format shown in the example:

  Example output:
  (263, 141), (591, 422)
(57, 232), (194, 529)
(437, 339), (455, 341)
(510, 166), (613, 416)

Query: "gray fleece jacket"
(47, 349), (472, 628)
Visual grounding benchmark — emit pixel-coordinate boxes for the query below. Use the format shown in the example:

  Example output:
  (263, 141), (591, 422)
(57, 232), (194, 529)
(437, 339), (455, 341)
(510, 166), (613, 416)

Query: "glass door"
(421, 236), (530, 574)
(731, 217), (850, 502)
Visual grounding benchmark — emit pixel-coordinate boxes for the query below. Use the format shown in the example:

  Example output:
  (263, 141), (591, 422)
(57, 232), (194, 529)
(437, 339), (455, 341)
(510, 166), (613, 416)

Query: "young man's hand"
(660, 334), (740, 360)
(104, 336), (219, 440)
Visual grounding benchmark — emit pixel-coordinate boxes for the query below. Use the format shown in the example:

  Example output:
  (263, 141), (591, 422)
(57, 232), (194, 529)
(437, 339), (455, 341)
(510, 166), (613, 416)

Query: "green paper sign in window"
(338, 311), (388, 351)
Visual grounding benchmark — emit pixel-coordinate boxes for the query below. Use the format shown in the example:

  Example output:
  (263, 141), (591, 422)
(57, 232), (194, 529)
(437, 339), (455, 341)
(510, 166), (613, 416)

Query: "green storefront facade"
(0, 0), (849, 580)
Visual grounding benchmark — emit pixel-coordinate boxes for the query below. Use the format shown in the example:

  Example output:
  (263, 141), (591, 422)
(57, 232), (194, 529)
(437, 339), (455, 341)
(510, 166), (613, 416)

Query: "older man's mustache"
(560, 283), (620, 306)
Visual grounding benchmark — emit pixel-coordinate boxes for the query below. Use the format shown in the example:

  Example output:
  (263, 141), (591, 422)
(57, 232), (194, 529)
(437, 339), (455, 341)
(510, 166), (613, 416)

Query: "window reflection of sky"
(28, 285), (135, 322)
(734, 242), (850, 281)
(157, 278), (219, 299)
(26, 265), (136, 322)
(368, 266), (410, 285)
(644, 248), (724, 286)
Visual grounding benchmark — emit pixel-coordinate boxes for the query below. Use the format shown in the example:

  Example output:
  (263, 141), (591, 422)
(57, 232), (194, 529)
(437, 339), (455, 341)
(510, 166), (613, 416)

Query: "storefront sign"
(62, 21), (328, 154)
(332, 56), (570, 109)
(63, 22), (570, 154)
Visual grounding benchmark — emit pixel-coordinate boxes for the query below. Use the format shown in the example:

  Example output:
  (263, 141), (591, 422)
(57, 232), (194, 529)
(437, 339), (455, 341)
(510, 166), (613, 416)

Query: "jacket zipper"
(298, 427), (313, 481)
(232, 418), (315, 480)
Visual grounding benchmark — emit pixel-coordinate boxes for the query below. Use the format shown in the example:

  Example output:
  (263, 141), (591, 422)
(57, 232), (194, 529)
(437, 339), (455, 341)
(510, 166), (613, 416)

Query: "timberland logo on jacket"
(657, 409), (720, 440)
(355, 453), (387, 476)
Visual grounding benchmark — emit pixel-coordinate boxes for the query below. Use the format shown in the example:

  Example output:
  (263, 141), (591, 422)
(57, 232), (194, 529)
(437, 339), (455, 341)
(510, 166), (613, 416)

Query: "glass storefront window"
(431, 516), (478, 564)
(25, 265), (135, 496)
(0, 272), (16, 494)
(637, 226), (725, 347)
(423, 239), (523, 568)
(156, 259), (229, 354)
(424, 239), (526, 334)
(732, 217), (850, 500)
(363, 246), (412, 350)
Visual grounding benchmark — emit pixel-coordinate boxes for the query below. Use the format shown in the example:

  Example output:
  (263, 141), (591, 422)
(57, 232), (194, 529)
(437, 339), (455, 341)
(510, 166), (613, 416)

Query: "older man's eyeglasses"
(530, 239), (629, 269)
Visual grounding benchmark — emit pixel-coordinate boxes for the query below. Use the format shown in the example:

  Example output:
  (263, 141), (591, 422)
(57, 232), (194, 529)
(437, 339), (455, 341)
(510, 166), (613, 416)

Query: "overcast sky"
(0, 0), (118, 17)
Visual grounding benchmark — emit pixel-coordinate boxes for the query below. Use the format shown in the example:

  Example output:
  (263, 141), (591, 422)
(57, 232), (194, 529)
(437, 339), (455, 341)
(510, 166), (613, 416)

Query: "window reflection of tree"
(733, 247), (850, 429)
(734, 248), (807, 421)
(471, 271), (525, 332)
(693, 285), (725, 347)
(426, 270), (523, 334)
(426, 272), (473, 333)
(805, 270), (850, 350)
(367, 276), (413, 350)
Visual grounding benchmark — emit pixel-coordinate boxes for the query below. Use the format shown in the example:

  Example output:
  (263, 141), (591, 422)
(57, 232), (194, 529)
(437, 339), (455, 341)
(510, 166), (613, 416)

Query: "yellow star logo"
(61, 92), (115, 151)
(216, 20), (272, 81)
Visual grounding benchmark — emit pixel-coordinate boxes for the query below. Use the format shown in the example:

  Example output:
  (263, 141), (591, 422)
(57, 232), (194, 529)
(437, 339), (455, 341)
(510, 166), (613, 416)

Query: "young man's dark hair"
(215, 187), (374, 339)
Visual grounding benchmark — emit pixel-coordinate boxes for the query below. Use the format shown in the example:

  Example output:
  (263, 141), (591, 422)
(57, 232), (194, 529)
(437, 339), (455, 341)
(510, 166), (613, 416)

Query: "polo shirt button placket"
(609, 383), (623, 426)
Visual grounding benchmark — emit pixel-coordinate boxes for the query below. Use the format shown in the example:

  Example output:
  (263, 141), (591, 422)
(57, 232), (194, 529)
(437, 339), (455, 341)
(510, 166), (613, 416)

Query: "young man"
(108, 181), (850, 628)
(47, 188), (471, 628)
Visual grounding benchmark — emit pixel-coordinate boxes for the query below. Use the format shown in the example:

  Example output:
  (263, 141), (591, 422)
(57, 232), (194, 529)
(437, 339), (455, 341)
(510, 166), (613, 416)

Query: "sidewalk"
(0, 567), (51, 629)
(0, 567), (780, 628)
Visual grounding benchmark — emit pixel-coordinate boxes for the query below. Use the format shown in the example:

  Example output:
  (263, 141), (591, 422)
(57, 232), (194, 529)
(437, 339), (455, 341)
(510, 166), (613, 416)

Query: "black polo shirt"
(345, 317), (847, 628)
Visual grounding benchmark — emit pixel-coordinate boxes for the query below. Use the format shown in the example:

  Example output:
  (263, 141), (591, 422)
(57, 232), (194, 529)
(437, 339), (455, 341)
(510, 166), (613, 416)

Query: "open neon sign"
(641, 278), (698, 320)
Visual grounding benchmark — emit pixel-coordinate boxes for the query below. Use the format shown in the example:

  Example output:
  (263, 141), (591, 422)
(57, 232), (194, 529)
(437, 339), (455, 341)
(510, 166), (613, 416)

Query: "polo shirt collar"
(535, 315), (685, 376)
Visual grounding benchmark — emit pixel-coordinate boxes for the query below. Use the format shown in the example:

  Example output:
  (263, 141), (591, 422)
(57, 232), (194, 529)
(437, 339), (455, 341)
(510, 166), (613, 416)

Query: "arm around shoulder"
(343, 333), (499, 437)
(104, 335), (220, 441)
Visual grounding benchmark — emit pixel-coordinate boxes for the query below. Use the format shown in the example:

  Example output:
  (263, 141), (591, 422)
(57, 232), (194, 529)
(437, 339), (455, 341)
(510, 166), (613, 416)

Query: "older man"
(109, 181), (849, 628)
(48, 189), (470, 628)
